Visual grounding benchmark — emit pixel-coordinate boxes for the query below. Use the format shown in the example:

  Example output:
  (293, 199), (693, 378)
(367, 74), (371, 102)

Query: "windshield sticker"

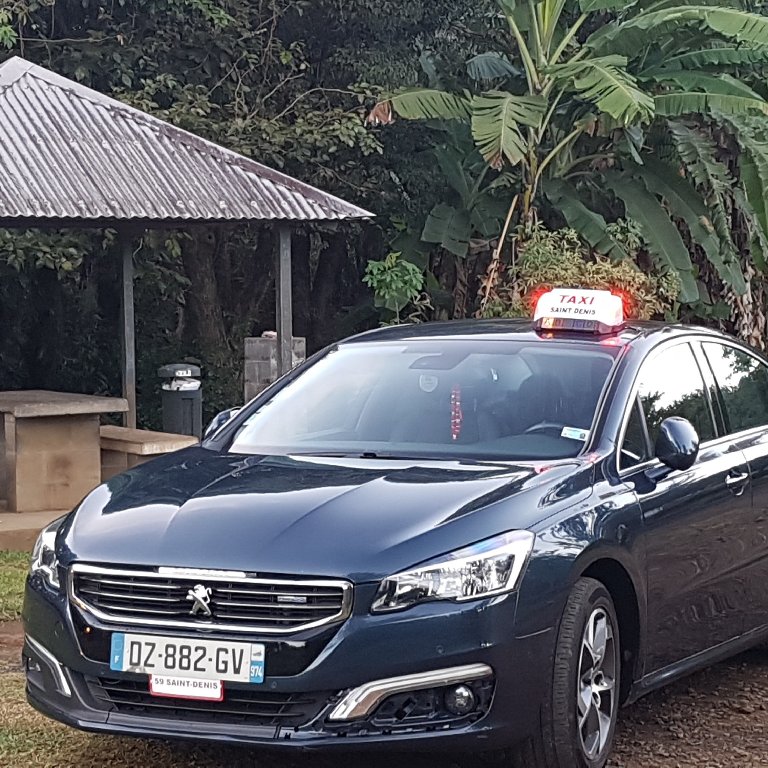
(561, 426), (589, 442)
(419, 374), (438, 393)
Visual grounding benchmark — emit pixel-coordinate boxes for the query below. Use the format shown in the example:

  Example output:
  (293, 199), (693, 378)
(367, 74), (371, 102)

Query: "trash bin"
(158, 363), (202, 438)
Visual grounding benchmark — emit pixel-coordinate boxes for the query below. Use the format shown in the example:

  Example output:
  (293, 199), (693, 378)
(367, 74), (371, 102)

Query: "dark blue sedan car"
(23, 289), (768, 768)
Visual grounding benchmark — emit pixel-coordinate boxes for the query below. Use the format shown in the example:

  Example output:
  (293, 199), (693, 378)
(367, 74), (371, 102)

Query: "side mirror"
(654, 416), (699, 472)
(203, 407), (241, 440)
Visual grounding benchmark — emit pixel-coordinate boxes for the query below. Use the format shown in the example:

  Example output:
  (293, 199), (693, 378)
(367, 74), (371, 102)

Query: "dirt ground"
(0, 620), (23, 671)
(2, 621), (768, 768)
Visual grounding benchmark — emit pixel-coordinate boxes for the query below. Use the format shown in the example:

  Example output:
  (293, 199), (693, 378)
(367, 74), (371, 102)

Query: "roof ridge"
(0, 56), (373, 219)
(0, 56), (34, 87)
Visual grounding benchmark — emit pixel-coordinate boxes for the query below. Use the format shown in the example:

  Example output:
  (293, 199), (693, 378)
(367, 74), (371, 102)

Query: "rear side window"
(637, 343), (715, 445)
(702, 342), (768, 434)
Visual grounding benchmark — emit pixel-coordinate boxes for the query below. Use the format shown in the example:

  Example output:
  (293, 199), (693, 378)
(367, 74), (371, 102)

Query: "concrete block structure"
(99, 425), (199, 481)
(244, 336), (306, 402)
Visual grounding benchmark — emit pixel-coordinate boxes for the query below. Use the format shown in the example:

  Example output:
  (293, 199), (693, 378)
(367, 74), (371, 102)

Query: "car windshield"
(229, 339), (620, 461)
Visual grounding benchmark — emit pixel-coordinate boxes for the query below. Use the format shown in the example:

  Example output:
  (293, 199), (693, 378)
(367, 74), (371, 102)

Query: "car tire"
(504, 577), (621, 768)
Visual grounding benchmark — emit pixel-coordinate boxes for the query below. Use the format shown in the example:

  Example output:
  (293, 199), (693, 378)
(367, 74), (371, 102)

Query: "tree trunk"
(452, 257), (468, 318)
(181, 228), (229, 362)
(310, 232), (347, 348)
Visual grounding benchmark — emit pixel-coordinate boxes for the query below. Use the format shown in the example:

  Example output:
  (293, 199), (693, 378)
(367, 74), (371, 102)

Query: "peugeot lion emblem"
(186, 584), (213, 617)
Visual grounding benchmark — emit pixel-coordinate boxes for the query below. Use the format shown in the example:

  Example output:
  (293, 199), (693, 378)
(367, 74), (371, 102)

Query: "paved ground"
(2, 621), (768, 767)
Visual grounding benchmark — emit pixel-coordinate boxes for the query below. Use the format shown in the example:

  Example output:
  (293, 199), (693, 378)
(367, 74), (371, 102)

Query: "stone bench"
(100, 426), (199, 481)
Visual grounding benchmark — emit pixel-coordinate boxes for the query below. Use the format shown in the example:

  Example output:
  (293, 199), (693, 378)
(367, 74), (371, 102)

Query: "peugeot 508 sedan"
(23, 289), (768, 768)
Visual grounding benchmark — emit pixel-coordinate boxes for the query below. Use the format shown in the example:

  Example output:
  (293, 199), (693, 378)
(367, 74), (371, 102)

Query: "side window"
(620, 398), (650, 469)
(637, 343), (715, 446)
(702, 342), (768, 434)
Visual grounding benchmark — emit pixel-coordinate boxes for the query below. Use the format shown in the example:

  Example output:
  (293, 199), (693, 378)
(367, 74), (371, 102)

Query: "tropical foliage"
(0, 0), (494, 422)
(484, 222), (681, 320)
(2, 0), (768, 426)
(369, 0), (768, 328)
(363, 251), (428, 323)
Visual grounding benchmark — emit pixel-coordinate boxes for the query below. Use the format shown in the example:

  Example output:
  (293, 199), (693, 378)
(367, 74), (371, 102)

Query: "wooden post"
(120, 234), (137, 428)
(276, 225), (293, 377)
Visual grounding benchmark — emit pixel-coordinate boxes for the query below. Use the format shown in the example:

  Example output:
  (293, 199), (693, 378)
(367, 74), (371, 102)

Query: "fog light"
(444, 684), (476, 716)
(24, 656), (41, 674)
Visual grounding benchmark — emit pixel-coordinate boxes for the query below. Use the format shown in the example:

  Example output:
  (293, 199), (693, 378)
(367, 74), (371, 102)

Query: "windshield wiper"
(290, 450), (433, 461)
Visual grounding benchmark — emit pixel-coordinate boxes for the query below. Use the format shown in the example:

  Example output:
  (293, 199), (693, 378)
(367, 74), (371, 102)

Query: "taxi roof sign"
(533, 288), (624, 334)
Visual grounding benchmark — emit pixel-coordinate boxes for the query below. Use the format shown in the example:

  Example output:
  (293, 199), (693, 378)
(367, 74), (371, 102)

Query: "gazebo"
(0, 56), (373, 427)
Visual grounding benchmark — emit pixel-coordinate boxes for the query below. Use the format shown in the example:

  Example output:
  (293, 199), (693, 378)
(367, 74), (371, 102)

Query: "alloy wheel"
(577, 606), (618, 762)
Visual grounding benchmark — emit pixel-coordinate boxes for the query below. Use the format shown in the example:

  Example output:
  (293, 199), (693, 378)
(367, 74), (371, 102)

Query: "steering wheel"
(524, 421), (568, 437)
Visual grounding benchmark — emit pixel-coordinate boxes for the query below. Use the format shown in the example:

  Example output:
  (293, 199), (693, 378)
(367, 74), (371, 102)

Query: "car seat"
(513, 373), (566, 433)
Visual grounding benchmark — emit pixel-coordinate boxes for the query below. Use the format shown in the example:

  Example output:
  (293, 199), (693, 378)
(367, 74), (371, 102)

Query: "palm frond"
(470, 91), (546, 169)
(635, 157), (744, 291)
(733, 184), (768, 274)
(466, 53), (519, 82)
(718, 114), (768, 256)
(368, 89), (470, 125)
(667, 120), (746, 288)
(592, 6), (768, 57)
(653, 71), (763, 100)
(643, 45), (768, 73)
(549, 55), (655, 124)
(433, 145), (472, 202)
(655, 91), (768, 118)
(604, 171), (699, 302)
(637, 0), (749, 10)
(421, 203), (472, 258)
(580, 0), (635, 10)
(496, 0), (518, 15)
(543, 178), (630, 260)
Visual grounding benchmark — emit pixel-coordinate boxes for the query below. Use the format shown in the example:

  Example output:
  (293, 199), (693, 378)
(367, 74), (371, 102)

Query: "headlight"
(371, 530), (535, 613)
(30, 520), (63, 590)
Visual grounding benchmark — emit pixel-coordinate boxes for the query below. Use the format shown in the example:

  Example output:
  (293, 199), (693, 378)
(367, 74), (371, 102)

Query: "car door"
(621, 340), (752, 674)
(700, 340), (768, 638)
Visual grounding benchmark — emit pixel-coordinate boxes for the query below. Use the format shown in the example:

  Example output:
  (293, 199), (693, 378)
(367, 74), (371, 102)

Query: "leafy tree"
(363, 251), (427, 323)
(369, 0), (768, 311)
(0, 0), (502, 420)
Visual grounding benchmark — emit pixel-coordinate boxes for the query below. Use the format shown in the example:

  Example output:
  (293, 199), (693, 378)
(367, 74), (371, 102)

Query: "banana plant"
(420, 142), (514, 259)
(368, 0), (768, 304)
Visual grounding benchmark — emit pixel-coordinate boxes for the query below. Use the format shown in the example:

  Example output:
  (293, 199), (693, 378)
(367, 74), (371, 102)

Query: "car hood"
(62, 447), (590, 582)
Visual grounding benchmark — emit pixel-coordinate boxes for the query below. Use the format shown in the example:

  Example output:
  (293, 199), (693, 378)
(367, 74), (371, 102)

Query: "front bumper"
(22, 576), (555, 751)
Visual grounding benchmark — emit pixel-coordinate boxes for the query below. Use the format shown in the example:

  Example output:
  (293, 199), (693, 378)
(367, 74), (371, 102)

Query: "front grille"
(70, 564), (353, 634)
(85, 675), (334, 727)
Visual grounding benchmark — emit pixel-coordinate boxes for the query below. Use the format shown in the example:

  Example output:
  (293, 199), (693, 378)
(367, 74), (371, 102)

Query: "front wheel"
(506, 577), (621, 768)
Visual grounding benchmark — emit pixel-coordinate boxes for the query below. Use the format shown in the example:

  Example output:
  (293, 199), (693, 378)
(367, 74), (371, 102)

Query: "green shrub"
(482, 224), (680, 321)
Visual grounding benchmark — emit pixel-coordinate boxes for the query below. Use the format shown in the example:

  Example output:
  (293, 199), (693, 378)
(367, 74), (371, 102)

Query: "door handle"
(725, 471), (749, 488)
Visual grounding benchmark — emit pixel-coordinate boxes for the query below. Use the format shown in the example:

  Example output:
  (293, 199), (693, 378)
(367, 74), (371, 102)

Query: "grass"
(0, 552), (27, 621)
(0, 674), (213, 768)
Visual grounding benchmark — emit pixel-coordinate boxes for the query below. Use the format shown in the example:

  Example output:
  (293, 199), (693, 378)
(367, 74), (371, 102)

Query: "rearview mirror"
(654, 416), (699, 472)
(203, 407), (241, 440)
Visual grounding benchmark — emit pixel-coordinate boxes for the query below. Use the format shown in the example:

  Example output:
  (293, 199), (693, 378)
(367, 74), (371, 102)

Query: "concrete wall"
(244, 336), (306, 402)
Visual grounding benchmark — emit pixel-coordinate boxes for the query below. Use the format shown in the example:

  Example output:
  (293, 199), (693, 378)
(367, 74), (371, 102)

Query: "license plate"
(110, 632), (265, 684)
(149, 675), (224, 701)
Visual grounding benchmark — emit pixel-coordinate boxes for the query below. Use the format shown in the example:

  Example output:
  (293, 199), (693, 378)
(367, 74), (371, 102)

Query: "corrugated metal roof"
(0, 57), (373, 223)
